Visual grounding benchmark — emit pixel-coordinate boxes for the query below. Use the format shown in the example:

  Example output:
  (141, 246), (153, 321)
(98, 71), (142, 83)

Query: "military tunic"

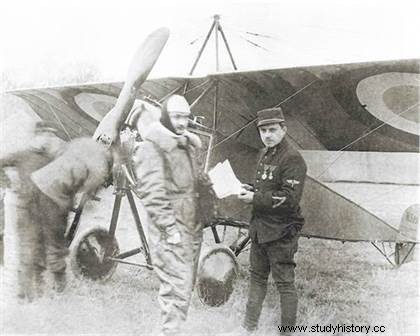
(250, 138), (307, 243)
(244, 138), (307, 331)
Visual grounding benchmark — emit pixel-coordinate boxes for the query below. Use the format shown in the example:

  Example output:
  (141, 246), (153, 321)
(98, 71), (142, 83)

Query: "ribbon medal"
(262, 165), (276, 180)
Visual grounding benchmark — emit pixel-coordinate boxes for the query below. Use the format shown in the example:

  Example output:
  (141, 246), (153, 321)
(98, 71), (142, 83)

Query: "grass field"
(1, 189), (418, 335)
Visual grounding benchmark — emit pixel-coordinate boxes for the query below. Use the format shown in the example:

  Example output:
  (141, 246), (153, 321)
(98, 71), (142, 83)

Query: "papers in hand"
(208, 160), (242, 199)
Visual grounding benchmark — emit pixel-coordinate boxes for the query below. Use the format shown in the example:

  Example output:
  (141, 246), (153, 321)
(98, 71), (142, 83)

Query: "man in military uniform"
(133, 95), (203, 336)
(237, 107), (307, 334)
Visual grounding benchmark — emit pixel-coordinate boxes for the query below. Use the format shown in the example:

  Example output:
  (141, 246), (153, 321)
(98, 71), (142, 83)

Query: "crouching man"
(236, 107), (307, 335)
(133, 95), (203, 336)
(30, 137), (114, 292)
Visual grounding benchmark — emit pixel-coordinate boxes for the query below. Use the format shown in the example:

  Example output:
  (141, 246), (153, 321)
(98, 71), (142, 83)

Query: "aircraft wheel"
(70, 226), (119, 282)
(196, 245), (239, 307)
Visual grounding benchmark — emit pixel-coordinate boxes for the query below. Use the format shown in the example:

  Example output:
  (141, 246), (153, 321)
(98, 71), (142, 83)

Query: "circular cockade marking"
(74, 93), (117, 121)
(383, 85), (419, 123)
(356, 72), (420, 136)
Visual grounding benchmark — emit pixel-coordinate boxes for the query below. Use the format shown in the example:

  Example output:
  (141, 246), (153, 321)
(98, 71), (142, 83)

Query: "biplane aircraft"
(5, 22), (419, 305)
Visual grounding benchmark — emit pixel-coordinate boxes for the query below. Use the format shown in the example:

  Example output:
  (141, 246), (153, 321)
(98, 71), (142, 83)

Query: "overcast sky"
(1, 0), (419, 86)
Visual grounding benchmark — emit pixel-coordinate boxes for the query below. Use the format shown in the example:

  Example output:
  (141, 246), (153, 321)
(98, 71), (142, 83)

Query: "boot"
(278, 286), (298, 330)
(53, 270), (67, 293)
(243, 279), (267, 331)
(34, 266), (46, 298)
(17, 269), (34, 303)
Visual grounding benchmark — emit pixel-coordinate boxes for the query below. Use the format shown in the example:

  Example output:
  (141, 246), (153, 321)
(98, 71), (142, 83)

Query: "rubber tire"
(70, 226), (119, 282)
(196, 244), (239, 307)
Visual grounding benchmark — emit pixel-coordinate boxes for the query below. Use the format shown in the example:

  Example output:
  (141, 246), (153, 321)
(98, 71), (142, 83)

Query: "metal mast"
(185, 15), (238, 172)
(188, 14), (237, 76)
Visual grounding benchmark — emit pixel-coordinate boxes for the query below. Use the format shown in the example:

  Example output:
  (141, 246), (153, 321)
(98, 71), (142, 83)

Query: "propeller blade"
(93, 27), (170, 144)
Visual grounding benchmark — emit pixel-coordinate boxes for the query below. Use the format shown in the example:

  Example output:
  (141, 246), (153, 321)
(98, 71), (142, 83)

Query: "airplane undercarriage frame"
(66, 161), (248, 306)
(371, 241), (416, 267)
(66, 181), (415, 294)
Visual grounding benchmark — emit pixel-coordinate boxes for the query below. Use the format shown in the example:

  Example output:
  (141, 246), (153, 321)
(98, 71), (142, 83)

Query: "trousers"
(148, 198), (203, 335)
(32, 188), (69, 274)
(244, 236), (299, 331)
(5, 186), (69, 300)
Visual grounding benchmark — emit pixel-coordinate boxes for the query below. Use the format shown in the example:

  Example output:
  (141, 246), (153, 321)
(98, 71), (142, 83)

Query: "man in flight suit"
(237, 107), (307, 334)
(133, 95), (203, 336)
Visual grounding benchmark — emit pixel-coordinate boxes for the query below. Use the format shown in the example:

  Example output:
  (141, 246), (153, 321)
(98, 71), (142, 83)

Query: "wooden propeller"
(93, 27), (170, 145)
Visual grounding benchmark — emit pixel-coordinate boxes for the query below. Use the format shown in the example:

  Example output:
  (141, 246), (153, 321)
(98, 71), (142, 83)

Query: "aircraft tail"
(397, 204), (419, 243)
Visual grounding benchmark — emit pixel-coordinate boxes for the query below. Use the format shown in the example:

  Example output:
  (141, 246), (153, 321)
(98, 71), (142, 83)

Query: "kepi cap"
(256, 107), (285, 127)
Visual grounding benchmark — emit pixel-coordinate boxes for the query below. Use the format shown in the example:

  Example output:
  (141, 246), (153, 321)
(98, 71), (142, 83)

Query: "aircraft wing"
(301, 151), (419, 243)
(8, 58), (420, 243)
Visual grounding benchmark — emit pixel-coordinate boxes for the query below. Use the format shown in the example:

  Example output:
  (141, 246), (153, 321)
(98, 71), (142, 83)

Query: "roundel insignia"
(356, 72), (420, 136)
(74, 93), (117, 122)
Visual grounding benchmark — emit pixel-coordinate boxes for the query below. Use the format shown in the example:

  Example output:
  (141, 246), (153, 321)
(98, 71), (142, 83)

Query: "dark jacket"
(250, 138), (307, 243)
(31, 138), (111, 210)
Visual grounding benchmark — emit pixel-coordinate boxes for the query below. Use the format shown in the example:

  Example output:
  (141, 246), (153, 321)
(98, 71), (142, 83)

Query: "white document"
(208, 160), (243, 199)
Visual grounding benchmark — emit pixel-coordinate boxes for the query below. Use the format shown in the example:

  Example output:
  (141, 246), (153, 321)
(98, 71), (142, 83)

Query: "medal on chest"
(262, 164), (276, 180)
